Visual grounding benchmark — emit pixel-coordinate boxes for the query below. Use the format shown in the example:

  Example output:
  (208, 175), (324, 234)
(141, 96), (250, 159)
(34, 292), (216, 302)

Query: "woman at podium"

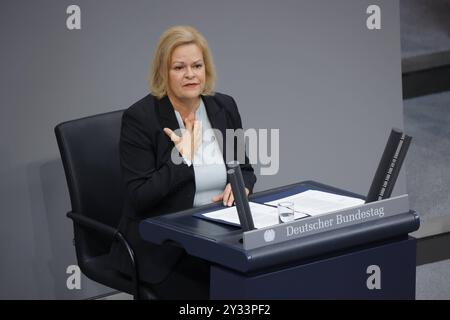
(109, 25), (256, 299)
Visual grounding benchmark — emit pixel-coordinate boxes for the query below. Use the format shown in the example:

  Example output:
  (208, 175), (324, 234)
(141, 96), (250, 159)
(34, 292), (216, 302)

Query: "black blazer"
(110, 92), (257, 284)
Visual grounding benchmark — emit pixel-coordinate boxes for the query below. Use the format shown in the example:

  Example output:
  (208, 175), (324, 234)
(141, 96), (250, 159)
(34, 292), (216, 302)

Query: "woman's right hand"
(163, 115), (202, 162)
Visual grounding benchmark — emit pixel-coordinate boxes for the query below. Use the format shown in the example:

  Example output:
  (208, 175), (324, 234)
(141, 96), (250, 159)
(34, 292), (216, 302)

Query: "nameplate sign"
(242, 194), (409, 250)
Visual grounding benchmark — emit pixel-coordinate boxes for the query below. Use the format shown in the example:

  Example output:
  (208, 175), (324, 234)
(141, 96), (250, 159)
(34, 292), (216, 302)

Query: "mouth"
(183, 83), (200, 88)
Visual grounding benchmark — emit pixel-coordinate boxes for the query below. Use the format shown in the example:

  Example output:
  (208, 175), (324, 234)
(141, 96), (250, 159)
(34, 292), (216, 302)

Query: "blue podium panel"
(211, 236), (416, 300)
(139, 181), (419, 299)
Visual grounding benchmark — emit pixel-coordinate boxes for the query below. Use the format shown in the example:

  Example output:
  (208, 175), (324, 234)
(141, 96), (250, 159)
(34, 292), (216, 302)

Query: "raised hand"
(164, 115), (202, 162)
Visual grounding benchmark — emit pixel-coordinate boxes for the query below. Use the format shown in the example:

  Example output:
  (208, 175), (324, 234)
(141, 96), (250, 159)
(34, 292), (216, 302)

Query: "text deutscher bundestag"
(286, 207), (384, 237)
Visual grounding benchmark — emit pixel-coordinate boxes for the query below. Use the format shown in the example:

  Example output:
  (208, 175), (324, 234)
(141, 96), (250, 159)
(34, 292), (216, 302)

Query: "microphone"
(227, 161), (255, 231)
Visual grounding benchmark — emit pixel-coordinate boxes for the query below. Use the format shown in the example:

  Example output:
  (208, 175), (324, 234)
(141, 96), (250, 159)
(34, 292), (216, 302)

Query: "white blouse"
(174, 99), (227, 207)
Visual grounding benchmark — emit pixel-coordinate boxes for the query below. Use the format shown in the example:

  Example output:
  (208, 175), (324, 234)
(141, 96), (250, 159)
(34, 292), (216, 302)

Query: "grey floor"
(404, 92), (450, 300)
(417, 259), (450, 300)
(401, 0), (450, 300)
(404, 91), (450, 222)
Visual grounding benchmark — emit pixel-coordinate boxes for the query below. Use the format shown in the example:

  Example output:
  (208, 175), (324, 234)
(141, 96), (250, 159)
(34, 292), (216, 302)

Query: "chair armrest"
(66, 211), (142, 300)
(67, 211), (117, 239)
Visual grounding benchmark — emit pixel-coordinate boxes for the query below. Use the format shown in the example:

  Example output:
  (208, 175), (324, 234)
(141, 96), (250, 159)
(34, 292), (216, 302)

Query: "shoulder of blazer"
(124, 94), (156, 119)
(212, 92), (236, 112)
(212, 92), (242, 127)
(121, 94), (159, 130)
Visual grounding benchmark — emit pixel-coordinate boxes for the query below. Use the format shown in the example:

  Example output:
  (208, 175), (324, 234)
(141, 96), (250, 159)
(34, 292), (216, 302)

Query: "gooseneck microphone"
(227, 161), (255, 231)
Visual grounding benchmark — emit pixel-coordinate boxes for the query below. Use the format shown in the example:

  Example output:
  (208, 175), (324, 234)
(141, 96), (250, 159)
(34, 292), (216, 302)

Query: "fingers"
(227, 191), (234, 207)
(212, 193), (224, 203)
(164, 127), (191, 160)
(163, 128), (181, 144)
(222, 185), (247, 207)
(183, 120), (194, 156)
(193, 120), (202, 151)
(222, 183), (234, 206)
(185, 117), (194, 131)
(193, 120), (202, 136)
(185, 114), (201, 132)
(212, 184), (235, 206)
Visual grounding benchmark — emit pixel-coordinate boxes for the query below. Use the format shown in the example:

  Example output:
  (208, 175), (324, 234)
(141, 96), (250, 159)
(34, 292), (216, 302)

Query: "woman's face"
(168, 43), (206, 102)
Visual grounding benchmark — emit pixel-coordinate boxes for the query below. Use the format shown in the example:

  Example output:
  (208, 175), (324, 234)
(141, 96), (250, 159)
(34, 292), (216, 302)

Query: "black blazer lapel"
(155, 96), (181, 160)
(156, 95), (180, 132)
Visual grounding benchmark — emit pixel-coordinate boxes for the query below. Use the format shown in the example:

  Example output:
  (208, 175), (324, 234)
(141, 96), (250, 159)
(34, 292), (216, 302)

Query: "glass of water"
(278, 201), (295, 223)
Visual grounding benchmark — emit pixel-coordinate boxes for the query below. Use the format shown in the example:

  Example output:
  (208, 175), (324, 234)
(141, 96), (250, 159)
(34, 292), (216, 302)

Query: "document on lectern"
(201, 202), (307, 229)
(199, 191), (365, 229)
(264, 190), (365, 217)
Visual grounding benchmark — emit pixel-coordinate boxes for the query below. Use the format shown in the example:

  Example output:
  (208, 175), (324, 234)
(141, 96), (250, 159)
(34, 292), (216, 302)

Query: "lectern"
(139, 180), (419, 299)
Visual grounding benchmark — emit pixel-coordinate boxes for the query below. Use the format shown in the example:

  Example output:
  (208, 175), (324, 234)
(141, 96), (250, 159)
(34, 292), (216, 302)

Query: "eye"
(194, 64), (203, 69)
(174, 66), (183, 71)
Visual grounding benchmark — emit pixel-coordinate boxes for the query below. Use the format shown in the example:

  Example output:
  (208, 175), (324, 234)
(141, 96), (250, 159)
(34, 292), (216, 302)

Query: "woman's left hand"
(212, 183), (250, 207)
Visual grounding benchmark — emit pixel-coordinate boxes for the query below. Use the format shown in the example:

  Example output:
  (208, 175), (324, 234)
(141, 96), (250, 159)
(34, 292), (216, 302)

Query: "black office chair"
(55, 110), (157, 300)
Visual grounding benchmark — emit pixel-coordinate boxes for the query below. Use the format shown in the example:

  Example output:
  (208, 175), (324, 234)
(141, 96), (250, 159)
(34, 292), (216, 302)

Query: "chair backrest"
(55, 109), (125, 259)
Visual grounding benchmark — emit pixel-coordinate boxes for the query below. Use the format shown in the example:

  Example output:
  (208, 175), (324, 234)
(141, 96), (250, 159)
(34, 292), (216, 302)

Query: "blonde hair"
(149, 25), (216, 99)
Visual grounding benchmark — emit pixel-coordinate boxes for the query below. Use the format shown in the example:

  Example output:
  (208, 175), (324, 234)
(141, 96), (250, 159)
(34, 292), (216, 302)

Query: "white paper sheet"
(265, 190), (365, 217)
(201, 202), (308, 229)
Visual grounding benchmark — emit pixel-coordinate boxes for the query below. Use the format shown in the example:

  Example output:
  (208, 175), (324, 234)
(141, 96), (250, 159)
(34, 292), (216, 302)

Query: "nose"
(185, 66), (195, 79)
